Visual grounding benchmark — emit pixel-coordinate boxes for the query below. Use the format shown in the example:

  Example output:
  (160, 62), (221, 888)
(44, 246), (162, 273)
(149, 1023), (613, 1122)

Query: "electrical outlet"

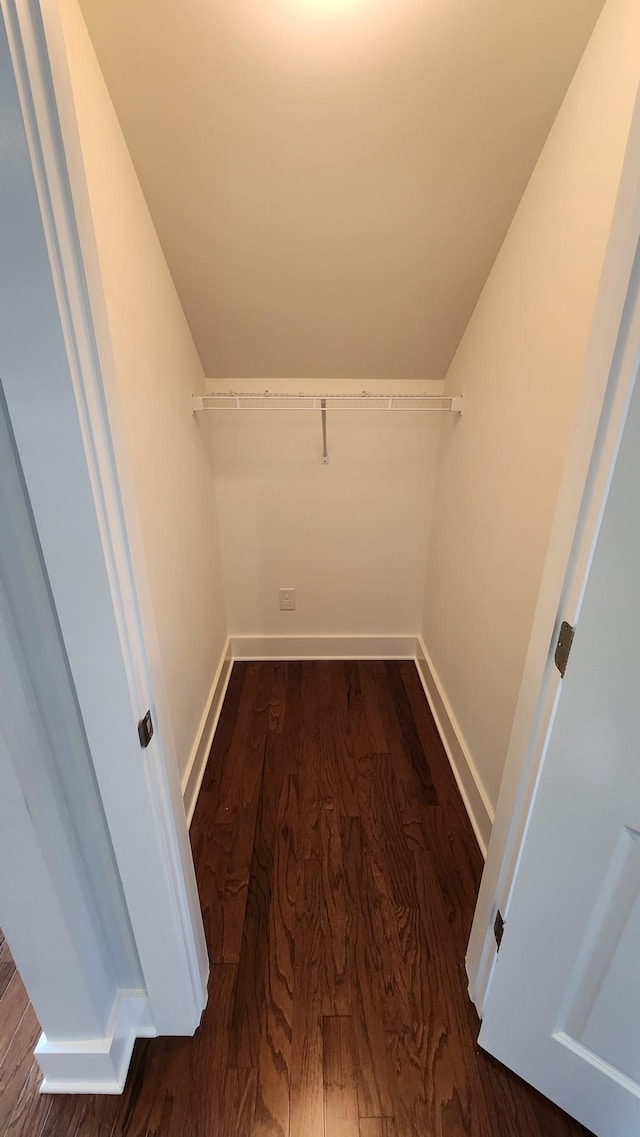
(279, 588), (296, 611)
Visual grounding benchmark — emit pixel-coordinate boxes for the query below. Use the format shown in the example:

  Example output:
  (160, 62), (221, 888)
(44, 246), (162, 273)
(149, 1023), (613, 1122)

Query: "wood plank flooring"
(0, 661), (594, 1137)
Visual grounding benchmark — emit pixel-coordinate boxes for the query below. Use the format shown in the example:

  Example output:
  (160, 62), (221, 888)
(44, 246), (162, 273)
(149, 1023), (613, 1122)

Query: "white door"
(478, 359), (640, 1135)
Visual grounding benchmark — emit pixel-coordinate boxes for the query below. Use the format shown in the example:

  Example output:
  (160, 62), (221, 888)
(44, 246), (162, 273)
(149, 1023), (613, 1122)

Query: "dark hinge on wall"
(138, 709), (154, 749)
(493, 909), (505, 951)
(554, 620), (575, 678)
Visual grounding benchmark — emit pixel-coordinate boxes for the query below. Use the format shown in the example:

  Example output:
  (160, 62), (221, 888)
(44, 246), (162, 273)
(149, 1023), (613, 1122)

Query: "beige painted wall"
(422, 0), (640, 810)
(206, 380), (441, 639)
(56, 0), (228, 778)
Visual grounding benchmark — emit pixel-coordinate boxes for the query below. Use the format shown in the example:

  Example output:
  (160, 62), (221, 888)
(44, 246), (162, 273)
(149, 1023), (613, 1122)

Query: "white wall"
(207, 380), (442, 642)
(56, 0), (228, 777)
(421, 0), (640, 812)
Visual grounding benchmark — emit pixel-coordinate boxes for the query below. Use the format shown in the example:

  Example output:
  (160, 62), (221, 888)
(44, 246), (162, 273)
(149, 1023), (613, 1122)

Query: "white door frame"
(467, 79), (640, 1012)
(1, 0), (208, 1044)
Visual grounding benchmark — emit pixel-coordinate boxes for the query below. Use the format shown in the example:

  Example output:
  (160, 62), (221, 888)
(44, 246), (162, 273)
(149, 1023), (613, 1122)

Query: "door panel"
(478, 366), (640, 1135)
(562, 825), (640, 1083)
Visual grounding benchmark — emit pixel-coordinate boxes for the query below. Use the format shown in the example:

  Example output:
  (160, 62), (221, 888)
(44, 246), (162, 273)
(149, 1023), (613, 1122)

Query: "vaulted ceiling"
(79, 0), (604, 380)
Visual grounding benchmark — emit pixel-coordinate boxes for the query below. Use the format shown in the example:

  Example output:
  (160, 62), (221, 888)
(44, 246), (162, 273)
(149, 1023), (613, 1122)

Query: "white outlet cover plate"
(279, 588), (296, 611)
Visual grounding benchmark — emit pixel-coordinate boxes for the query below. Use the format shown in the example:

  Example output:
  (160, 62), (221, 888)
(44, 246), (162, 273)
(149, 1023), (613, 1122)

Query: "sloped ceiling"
(79, 0), (604, 380)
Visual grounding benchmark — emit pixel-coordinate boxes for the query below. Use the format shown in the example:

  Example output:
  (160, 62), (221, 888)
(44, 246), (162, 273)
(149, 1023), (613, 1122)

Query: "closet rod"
(190, 391), (463, 413)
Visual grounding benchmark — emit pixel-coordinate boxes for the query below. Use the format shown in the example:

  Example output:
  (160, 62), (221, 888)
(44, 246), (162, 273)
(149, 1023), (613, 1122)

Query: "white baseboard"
(229, 634), (418, 661)
(36, 990), (156, 1094)
(182, 638), (233, 827)
(415, 636), (494, 857)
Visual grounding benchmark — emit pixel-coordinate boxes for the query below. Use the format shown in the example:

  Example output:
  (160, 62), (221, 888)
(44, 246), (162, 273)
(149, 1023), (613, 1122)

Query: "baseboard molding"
(229, 634), (418, 661)
(415, 636), (494, 857)
(182, 638), (233, 827)
(36, 990), (155, 1094)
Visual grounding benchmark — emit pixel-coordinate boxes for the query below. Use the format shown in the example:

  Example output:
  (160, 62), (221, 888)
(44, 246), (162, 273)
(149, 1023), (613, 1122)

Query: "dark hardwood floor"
(0, 661), (593, 1136)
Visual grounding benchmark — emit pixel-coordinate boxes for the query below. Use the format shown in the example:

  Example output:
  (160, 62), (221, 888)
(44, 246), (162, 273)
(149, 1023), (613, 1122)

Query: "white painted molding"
(36, 990), (156, 1094)
(3, 0), (208, 1033)
(230, 634), (418, 661)
(415, 636), (494, 856)
(182, 638), (233, 827)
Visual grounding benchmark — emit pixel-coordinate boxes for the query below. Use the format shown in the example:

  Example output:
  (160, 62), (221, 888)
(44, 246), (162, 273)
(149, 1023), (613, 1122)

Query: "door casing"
(0, 0), (209, 1047)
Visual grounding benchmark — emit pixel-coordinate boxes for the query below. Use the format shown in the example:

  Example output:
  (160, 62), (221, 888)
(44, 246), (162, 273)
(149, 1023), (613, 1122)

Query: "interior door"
(478, 363), (640, 1137)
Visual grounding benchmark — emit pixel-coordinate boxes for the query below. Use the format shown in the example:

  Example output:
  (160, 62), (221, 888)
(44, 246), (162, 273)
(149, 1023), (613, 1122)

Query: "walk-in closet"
(1, 0), (640, 1134)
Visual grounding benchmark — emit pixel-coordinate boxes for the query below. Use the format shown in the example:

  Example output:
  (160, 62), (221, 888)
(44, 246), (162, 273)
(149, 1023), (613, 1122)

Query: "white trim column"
(0, 387), (153, 1091)
(0, 0), (208, 1086)
(0, 660), (152, 1094)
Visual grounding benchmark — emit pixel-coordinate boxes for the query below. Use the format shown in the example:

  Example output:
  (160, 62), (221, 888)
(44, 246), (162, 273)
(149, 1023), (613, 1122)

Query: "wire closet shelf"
(190, 389), (463, 464)
(190, 391), (463, 412)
